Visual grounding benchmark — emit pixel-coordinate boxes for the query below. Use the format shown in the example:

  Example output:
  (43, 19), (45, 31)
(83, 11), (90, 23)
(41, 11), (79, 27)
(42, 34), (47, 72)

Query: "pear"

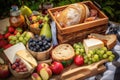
(43, 15), (49, 22)
(40, 22), (52, 39)
(20, 5), (32, 17)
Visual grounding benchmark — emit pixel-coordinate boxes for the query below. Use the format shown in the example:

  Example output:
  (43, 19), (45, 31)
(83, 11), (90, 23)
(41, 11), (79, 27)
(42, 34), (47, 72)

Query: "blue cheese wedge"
(83, 38), (104, 54)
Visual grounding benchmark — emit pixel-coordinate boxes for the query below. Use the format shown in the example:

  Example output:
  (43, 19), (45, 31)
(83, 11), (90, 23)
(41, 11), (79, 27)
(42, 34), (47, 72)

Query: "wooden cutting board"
(51, 59), (108, 80)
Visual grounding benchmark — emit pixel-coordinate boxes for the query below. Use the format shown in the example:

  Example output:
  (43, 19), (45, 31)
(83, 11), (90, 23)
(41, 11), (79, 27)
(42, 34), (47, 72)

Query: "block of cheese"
(16, 50), (37, 67)
(4, 43), (26, 64)
(83, 38), (104, 54)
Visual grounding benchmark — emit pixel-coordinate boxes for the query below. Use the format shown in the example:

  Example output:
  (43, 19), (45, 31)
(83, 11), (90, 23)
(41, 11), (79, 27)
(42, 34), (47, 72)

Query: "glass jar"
(9, 6), (25, 27)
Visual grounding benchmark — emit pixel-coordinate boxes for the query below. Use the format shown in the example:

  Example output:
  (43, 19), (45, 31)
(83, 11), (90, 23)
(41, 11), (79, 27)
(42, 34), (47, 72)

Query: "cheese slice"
(19, 56), (33, 71)
(83, 38), (104, 54)
(16, 50), (37, 67)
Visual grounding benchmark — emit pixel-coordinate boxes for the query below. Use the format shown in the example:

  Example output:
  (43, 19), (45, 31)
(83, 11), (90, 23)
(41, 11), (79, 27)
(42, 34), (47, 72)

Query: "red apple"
(74, 55), (84, 66)
(0, 40), (8, 48)
(0, 33), (4, 40)
(14, 30), (18, 35)
(8, 26), (15, 33)
(36, 63), (49, 73)
(3, 44), (13, 49)
(31, 73), (42, 80)
(40, 67), (52, 80)
(4, 32), (11, 39)
(0, 65), (10, 78)
(50, 61), (64, 75)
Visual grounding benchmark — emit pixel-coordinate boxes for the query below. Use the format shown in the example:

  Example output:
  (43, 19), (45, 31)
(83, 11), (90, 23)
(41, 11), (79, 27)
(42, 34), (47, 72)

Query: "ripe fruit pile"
(73, 42), (85, 56)
(11, 58), (28, 72)
(84, 47), (115, 64)
(34, 62), (64, 80)
(4, 26), (22, 39)
(28, 35), (51, 52)
(9, 31), (33, 45)
(29, 13), (49, 29)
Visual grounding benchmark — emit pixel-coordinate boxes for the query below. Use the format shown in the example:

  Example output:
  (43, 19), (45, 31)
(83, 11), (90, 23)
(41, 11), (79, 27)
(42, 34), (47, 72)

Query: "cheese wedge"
(83, 38), (104, 54)
(16, 50), (37, 67)
(20, 56), (33, 71)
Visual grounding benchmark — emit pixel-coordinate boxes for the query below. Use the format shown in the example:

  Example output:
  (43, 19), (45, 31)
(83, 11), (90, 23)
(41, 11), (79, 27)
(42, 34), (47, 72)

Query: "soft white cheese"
(16, 50), (37, 67)
(83, 38), (104, 54)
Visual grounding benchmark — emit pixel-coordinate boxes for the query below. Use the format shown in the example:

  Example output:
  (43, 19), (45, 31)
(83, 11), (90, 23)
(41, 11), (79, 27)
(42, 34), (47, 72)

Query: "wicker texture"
(58, 24), (107, 44)
(26, 44), (53, 61)
(9, 64), (34, 79)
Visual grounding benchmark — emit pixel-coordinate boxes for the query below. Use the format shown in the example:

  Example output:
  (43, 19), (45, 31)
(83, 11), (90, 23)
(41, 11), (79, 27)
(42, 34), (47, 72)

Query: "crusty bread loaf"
(69, 3), (86, 23)
(106, 34), (117, 50)
(82, 3), (90, 18)
(56, 3), (90, 27)
(56, 7), (81, 27)
(88, 33), (117, 50)
(52, 44), (75, 61)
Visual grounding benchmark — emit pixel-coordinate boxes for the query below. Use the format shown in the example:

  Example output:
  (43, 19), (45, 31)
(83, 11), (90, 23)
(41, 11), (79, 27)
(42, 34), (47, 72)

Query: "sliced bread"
(52, 44), (75, 61)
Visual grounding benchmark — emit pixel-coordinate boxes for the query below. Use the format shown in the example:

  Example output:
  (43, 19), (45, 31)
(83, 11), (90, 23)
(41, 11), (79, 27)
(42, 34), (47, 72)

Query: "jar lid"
(10, 10), (21, 16)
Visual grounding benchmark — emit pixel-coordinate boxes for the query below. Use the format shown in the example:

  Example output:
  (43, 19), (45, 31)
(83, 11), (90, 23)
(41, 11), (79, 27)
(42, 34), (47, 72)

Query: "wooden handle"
(61, 59), (108, 80)
(61, 65), (106, 80)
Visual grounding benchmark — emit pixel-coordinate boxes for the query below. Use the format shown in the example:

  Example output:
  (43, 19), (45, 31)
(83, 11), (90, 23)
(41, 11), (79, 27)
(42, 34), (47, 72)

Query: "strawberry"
(8, 26), (15, 33)
(3, 44), (13, 49)
(0, 40), (8, 48)
(4, 32), (11, 39)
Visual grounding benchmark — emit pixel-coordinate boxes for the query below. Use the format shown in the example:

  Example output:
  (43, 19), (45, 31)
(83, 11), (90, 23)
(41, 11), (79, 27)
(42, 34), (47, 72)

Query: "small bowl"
(26, 43), (53, 61)
(9, 63), (34, 79)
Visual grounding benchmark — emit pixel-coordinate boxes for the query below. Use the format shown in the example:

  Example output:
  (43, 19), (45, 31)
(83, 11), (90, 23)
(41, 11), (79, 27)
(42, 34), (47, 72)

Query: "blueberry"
(46, 38), (51, 42)
(32, 41), (36, 46)
(35, 35), (39, 38)
(29, 46), (34, 50)
(41, 35), (45, 40)
(45, 45), (49, 49)
(41, 47), (45, 51)
(39, 48), (43, 52)
(36, 45), (40, 49)
(33, 48), (37, 52)
(38, 41), (42, 46)
(47, 42), (51, 47)
(43, 40), (47, 46)
(28, 42), (32, 46)
(36, 39), (39, 43)
(29, 38), (33, 42)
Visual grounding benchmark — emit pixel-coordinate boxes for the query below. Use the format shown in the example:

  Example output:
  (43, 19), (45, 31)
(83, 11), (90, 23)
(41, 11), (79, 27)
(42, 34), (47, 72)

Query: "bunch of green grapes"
(84, 47), (115, 65)
(73, 42), (85, 56)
